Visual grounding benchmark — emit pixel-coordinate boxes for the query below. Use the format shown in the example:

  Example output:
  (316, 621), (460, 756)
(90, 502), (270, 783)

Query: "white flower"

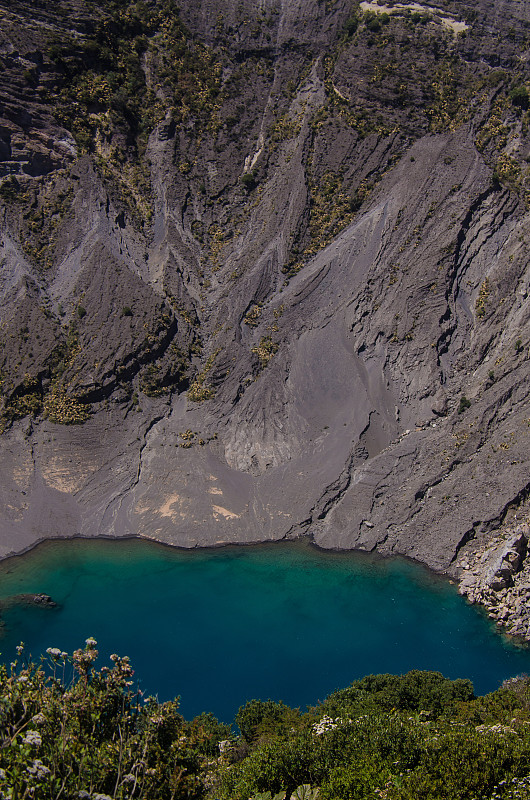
(22, 730), (42, 747)
(27, 759), (50, 780)
(311, 715), (344, 736)
(46, 647), (62, 659)
(85, 637), (97, 648)
(0, 768), (5, 780)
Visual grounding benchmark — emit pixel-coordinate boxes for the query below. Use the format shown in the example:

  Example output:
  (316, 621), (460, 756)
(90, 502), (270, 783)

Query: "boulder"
(485, 532), (528, 590)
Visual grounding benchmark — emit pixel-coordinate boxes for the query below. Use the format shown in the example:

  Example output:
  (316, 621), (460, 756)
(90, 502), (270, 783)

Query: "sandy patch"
(359, 2), (468, 34)
(212, 505), (240, 520)
(135, 494), (185, 522)
(12, 462), (33, 490)
(439, 17), (467, 34)
(42, 459), (96, 494)
(159, 494), (182, 520)
(332, 83), (349, 101)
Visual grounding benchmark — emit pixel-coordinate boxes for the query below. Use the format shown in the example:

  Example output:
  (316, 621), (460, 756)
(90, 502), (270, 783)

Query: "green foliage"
(322, 671), (475, 719)
(49, 0), (222, 149)
(220, 672), (530, 800)
(363, 11), (389, 33)
(321, 754), (391, 800)
(43, 384), (91, 424)
(458, 395), (471, 414)
(425, 62), (473, 133)
(0, 176), (22, 204)
(46, 0), (224, 228)
(410, 11), (431, 24)
(187, 349), (219, 402)
(20, 184), (73, 270)
(4, 659), (530, 800)
(510, 85), (530, 110)
(0, 376), (42, 425)
(240, 171), (258, 191)
(236, 699), (300, 744)
(221, 731), (319, 799)
(458, 394), (471, 414)
(285, 169), (374, 274)
(270, 113), (302, 144)
(139, 363), (166, 397)
(343, 14), (358, 37)
(476, 277), (491, 317)
(188, 712), (232, 756)
(251, 336), (279, 368)
(244, 304), (262, 327)
(187, 380), (215, 402)
(0, 640), (222, 799)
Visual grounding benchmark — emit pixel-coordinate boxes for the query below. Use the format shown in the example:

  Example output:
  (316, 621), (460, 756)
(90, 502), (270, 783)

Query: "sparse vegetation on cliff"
(43, 383), (91, 424)
(251, 336), (279, 369)
(187, 350), (220, 402)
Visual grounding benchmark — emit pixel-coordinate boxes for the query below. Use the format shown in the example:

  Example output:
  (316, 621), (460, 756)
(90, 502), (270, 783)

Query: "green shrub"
(343, 15), (358, 37)
(4, 654), (530, 800)
(0, 176), (21, 203)
(364, 11), (382, 32)
(510, 85), (529, 110)
(458, 395), (471, 413)
(0, 641), (217, 799)
(236, 699), (300, 743)
(240, 171), (257, 191)
(322, 670), (475, 718)
(320, 755), (391, 800)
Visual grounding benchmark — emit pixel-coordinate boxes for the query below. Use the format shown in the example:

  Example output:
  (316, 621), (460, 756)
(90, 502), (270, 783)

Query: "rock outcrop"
(459, 521), (530, 639)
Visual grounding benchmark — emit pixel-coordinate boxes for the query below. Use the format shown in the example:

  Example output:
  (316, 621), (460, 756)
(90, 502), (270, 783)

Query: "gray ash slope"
(1, 0), (530, 629)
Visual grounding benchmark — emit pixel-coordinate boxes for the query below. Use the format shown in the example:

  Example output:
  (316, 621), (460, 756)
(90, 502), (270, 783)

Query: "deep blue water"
(0, 538), (529, 722)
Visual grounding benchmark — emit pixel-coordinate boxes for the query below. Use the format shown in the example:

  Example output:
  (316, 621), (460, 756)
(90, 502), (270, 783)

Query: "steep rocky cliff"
(1, 0), (530, 630)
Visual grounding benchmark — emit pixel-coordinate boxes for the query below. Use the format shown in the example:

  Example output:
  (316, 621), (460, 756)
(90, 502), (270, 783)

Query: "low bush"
(3, 651), (530, 800)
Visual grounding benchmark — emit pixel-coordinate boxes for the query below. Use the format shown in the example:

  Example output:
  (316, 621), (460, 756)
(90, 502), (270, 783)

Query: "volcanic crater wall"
(0, 0), (529, 613)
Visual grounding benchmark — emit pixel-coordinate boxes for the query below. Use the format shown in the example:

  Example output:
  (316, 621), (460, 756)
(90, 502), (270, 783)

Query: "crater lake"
(0, 538), (529, 721)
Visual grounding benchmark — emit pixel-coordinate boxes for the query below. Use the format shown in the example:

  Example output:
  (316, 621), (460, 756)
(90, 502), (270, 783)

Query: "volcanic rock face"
(459, 522), (530, 638)
(0, 0), (530, 624)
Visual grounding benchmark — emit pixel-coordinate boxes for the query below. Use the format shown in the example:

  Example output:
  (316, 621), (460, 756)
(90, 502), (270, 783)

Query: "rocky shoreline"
(458, 519), (530, 642)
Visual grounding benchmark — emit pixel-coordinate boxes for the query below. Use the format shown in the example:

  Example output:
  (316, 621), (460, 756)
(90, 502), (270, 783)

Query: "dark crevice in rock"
(451, 481), (530, 566)
(78, 316), (181, 403)
(451, 525), (478, 565)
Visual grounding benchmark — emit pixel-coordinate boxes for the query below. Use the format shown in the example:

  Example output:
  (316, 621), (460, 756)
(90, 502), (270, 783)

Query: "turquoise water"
(0, 538), (529, 721)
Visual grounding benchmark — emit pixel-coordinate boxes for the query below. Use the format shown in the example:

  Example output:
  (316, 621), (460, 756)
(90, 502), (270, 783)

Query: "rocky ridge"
(0, 0), (530, 636)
